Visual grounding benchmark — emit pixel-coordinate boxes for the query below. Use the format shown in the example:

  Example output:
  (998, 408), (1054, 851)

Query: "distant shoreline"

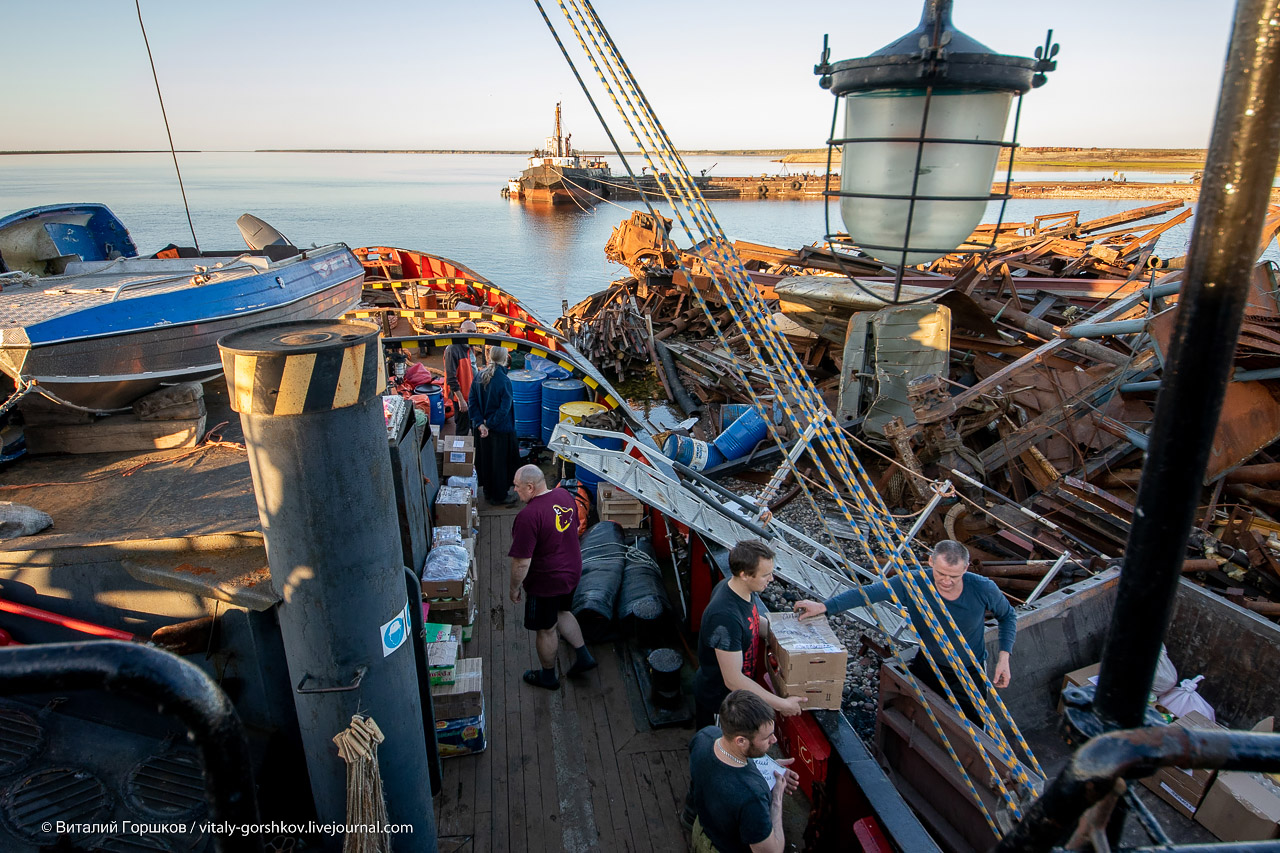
(0, 146), (1212, 168)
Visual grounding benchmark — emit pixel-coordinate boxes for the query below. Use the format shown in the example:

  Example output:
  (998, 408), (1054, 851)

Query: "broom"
(332, 714), (392, 853)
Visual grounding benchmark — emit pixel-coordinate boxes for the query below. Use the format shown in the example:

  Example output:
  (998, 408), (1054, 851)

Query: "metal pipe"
(1023, 551), (1069, 606)
(1064, 317), (1150, 338)
(219, 320), (437, 850)
(0, 641), (262, 853)
(994, 726), (1280, 852)
(1121, 365), (1280, 393)
(1092, 0), (1280, 735)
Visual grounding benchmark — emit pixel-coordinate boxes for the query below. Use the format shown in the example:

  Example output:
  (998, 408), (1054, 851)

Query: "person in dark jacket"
(468, 346), (519, 505)
(445, 319), (479, 433)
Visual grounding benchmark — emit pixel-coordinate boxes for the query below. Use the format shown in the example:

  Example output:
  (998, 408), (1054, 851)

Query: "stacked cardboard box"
(765, 612), (847, 710)
(598, 484), (646, 528)
(1139, 711), (1223, 818)
(422, 535), (477, 636)
(424, 622), (462, 686)
(431, 657), (487, 757)
(435, 486), (475, 530)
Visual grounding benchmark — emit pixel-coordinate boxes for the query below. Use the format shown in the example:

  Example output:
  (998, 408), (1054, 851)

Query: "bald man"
(508, 464), (595, 689)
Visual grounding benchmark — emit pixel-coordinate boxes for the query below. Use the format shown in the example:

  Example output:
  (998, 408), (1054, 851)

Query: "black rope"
(135, 0), (199, 251)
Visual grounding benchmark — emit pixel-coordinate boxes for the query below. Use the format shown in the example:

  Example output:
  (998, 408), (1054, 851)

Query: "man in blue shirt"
(794, 540), (1015, 723)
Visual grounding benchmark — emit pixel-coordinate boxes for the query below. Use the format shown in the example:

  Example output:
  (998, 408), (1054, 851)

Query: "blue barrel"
(719, 404), (752, 430)
(510, 370), (545, 439)
(713, 407), (768, 460)
(662, 434), (725, 471)
(541, 379), (588, 443)
(526, 353), (572, 380)
(421, 385), (445, 425)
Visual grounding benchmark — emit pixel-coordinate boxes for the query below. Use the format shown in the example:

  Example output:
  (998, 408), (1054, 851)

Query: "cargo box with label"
(768, 612), (848, 684)
(436, 705), (487, 758)
(425, 622), (462, 686)
(442, 435), (476, 477)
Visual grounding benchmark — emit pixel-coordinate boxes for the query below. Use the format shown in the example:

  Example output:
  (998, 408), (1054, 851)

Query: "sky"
(1, 0), (1234, 152)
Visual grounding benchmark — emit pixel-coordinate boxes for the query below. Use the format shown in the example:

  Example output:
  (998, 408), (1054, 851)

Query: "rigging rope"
(134, 0), (200, 252)
(539, 0), (1047, 828)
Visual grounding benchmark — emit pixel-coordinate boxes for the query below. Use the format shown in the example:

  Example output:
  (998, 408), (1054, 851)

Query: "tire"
(757, 184), (768, 198)
(790, 180), (802, 191)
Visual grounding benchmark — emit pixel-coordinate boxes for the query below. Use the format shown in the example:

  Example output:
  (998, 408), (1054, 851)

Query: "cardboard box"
(426, 580), (473, 611)
(435, 487), (474, 529)
(442, 435), (476, 477)
(766, 657), (841, 710)
(767, 612), (848, 685)
(1057, 662), (1102, 714)
(600, 508), (646, 528)
(431, 657), (483, 719)
(1139, 710), (1224, 815)
(1196, 771), (1280, 841)
(425, 623), (461, 685)
(420, 551), (474, 599)
(433, 525), (465, 547)
(428, 600), (476, 628)
(436, 705), (487, 758)
(1195, 716), (1280, 841)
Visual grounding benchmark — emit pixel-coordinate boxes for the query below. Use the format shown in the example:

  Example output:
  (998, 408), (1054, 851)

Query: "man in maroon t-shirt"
(508, 464), (596, 689)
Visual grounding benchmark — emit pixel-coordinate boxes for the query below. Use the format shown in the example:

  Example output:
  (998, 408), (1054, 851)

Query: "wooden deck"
(434, 503), (695, 853)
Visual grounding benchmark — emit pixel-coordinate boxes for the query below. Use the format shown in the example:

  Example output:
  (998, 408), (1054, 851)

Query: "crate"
(598, 484), (646, 527)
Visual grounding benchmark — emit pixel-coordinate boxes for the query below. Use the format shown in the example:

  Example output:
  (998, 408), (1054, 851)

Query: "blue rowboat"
(0, 205), (364, 411)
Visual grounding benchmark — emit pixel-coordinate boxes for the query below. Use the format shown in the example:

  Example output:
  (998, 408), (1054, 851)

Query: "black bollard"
(220, 319), (436, 851)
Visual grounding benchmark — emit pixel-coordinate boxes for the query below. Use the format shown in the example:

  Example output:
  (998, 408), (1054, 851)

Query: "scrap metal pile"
(558, 204), (1280, 620)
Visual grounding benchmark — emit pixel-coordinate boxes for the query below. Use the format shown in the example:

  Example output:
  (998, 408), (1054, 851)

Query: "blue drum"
(662, 434), (725, 471)
(420, 385), (445, 426)
(719, 403), (752, 430)
(712, 407), (768, 461)
(509, 370), (545, 440)
(541, 379), (588, 443)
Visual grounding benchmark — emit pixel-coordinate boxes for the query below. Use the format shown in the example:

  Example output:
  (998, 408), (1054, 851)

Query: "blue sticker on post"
(381, 601), (410, 657)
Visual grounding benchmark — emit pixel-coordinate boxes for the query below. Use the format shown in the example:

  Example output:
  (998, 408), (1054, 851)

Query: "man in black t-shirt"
(687, 691), (799, 853)
(693, 540), (806, 729)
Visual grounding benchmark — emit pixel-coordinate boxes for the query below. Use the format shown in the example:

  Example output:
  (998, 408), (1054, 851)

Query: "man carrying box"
(694, 540), (806, 730)
(509, 464), (596, 689)
(794, 540), (1016, 724)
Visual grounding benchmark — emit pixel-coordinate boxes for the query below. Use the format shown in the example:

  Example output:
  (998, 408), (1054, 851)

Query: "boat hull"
(1, 247), (364, 410)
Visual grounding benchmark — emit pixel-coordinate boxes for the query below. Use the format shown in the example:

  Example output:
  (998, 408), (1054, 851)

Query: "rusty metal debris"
(560, 201), (1280, 620)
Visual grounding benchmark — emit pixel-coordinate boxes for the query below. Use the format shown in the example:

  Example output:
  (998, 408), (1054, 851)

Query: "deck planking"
(433, 502), (693, 852)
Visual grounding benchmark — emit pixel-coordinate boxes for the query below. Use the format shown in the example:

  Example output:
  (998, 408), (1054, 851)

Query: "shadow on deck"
(434, 504), (694, 853)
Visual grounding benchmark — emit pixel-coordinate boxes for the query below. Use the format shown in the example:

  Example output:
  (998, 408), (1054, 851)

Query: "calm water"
(0, 152), (1232, 322)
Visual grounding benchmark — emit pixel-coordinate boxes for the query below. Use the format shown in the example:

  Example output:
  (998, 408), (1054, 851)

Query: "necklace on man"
(716, 738), (748, 767)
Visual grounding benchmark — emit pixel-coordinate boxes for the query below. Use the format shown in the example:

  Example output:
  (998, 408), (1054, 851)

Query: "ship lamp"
(816, 0), (1057, 275)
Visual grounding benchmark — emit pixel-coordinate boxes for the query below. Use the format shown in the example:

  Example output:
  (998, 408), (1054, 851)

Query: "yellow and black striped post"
(217, 320), (437, 850)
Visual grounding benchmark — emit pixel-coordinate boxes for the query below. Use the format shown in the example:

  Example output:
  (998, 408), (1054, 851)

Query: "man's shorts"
(524, 592), (574, 630)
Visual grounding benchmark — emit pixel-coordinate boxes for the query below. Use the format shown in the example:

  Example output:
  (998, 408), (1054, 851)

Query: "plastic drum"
(559, 401), (615, 495)
(713, 407), (768, 461)
(662, 433), (725, 471)
(509, 369), (545, 440)
(541, 379), (588, 443)
(420, 385), (445, 426)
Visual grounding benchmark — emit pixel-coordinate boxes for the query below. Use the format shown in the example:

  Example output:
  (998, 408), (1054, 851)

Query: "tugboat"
(504, 102), (612, 206)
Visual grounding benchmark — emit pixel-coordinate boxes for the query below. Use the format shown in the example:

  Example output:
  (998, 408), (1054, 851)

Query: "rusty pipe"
(1224, 462), (1280, 484)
